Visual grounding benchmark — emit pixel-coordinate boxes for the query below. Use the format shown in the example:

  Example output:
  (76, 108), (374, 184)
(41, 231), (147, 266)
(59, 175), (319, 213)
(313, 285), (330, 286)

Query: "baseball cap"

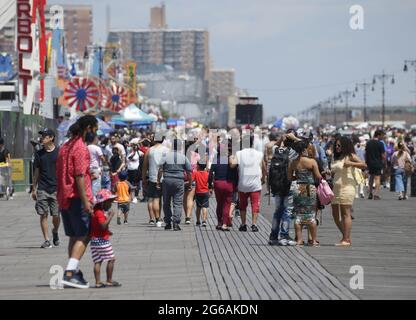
(38, 128), (55, 137)
(118, 171), (128, 180)
(95, 189), (117, 204)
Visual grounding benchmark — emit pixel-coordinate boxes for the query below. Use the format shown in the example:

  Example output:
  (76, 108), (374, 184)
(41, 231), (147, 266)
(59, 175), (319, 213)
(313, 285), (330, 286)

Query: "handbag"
(405, 159), (414, 176)
(353, 168), (365, 185)
(317, 179), (335, 205)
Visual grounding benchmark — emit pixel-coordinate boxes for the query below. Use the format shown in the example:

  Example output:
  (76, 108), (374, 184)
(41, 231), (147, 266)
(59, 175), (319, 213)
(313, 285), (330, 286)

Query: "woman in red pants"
(209, 143), (238, 231)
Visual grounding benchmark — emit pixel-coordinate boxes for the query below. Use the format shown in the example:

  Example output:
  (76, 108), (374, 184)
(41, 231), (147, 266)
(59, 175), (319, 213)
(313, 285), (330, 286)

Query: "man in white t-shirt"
(230, 133), (267, 232)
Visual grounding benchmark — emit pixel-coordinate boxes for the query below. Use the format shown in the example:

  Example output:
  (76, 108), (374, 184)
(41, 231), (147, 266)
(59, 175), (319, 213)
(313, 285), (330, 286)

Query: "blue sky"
(49, 0), (416, 118)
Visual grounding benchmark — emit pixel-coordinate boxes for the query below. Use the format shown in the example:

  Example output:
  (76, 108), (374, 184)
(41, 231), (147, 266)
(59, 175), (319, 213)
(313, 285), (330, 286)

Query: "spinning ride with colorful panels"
(63, 77), (100, 112)
(104, 83), (129, 112)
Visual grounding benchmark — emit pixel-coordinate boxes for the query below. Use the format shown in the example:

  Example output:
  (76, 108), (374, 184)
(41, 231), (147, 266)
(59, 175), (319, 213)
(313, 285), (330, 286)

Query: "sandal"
(105, 281), (122, 287)
(335, 241), (351, 247)
(95, 283), (106, 288)
(296, 242), (304, 247)
(221, 227), (230, 232)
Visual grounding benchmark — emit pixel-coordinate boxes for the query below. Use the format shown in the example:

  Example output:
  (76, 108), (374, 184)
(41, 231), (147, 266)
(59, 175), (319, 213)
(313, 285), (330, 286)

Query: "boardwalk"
(0, 189), (414, 300)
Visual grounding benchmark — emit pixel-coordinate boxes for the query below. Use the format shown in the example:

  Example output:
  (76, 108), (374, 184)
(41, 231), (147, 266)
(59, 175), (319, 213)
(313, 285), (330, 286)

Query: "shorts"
(35, 190), (59, 216)
(118, 202), (130, 214)
(238, 191), (261, 213)
(61, 198), (90, 237)
(368, 166), (383, 176)
(195, 193), (210, 208)
(90, 238), (115, 264)
(147, 181), (162, 199)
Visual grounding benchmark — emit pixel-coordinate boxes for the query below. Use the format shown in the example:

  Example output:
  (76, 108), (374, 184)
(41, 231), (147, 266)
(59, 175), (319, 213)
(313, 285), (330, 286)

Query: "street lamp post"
(372, 71), (395, 128)
(339, 90), (355, 126)
(404, 59), (416, 106)
(330, 95), (340, 127)
(84, 45), (119, 79)
(355, 81), (372, 122)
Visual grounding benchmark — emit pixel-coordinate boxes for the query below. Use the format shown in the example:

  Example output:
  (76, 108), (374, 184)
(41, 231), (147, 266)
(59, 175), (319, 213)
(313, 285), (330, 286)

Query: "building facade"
(209, 69), (235, 100)
(108, 29), (210, 81)
(150, 3), (167, 29)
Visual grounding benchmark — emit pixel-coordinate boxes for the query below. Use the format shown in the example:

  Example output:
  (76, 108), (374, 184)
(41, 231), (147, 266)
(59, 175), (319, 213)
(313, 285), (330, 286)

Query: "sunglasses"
(335, 144), (341, 148)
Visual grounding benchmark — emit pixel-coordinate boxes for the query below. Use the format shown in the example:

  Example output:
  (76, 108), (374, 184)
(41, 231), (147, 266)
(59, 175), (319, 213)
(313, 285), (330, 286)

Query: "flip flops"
(95, 283), (106, 289)
(105, 281), (122, 287)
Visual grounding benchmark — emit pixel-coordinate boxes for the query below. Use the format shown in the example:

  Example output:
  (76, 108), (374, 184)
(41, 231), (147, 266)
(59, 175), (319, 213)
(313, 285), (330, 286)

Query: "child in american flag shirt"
(90, 189), (122, 288)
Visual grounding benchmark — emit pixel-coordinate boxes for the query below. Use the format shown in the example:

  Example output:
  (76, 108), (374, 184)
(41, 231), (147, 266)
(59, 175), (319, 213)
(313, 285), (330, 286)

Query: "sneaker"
(173, 223), (181, 231)
(132, 197), (138, 204)
(164, 224), (172, 230)
(234, 209), (240, 217)
(52, 232), (60, 247)
(185, 217), (191, 225)
(124, 220), (128, 225)
(117, 217), (121, 225)
(156, 220), (163, 228)
(373, 195), (381, 200)
(284, 238), (297, 246)
(40, 240), (52, 249)
(251, 225), (259, 232)
(149, 220), (155, 226)
(360, 193), (365, 199)
(62, 270), (89, 289)
(278, 239), (288, 246)
(368, 193), (373, 200)
(239, 224), (247, 232)
(227, 224), (233, 228)
(202, 221), (207, 227)
(196, 221), (201, 226)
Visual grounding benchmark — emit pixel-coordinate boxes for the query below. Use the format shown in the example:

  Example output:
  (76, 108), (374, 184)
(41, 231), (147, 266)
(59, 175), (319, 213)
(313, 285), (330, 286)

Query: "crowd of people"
(21, 114), (416, 289)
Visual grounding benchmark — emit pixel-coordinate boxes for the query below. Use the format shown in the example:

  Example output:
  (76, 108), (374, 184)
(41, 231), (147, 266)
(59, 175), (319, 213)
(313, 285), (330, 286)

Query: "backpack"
(269, 147), (291, 197)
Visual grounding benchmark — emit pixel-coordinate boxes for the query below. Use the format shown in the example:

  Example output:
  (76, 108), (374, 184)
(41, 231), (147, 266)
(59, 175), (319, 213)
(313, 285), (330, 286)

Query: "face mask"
(86, 132), (96, 143)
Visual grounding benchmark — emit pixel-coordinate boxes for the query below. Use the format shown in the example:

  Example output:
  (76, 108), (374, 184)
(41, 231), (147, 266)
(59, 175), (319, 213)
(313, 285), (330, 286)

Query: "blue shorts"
(61, 198), (90, 238)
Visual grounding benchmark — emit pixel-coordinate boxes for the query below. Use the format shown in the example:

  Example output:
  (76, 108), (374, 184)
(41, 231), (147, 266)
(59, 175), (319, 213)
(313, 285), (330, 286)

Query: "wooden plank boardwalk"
(195, 197), (359, 300)
(260, 188), (416, 300)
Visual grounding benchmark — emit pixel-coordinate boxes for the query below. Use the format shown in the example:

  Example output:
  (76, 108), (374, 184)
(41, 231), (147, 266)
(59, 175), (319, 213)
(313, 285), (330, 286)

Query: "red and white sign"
(17, 0), (47, 114)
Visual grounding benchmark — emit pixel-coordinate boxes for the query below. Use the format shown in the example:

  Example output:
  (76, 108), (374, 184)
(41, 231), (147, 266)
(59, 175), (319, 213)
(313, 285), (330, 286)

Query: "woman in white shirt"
(127, 143), (144, 203)
(391, 142), (412, 200)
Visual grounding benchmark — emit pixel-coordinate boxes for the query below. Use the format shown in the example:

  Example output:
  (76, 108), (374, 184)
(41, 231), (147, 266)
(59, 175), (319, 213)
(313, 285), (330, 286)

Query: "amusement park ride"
(8, 0), (136, 117)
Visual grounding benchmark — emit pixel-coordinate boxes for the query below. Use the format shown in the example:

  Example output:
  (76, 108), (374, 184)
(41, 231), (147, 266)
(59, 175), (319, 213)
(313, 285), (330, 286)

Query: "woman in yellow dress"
(331, 136), (367, 247)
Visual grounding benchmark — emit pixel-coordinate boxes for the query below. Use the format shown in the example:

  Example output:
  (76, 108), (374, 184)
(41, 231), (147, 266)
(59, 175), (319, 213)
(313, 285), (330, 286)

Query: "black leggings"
(128, 169), (140, 197)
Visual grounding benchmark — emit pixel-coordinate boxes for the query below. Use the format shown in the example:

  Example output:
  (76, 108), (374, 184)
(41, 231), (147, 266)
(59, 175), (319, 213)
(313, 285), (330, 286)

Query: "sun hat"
(95, 189), (116, 204)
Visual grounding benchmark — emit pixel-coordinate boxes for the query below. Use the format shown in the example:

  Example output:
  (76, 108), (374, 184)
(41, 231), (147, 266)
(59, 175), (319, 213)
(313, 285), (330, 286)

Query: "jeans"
(91, 176), (102, 197)
(270, 187), (294, 240)
(394, 168), (407, 193)
(163, 178), (185, 225)
(101, 171), (111, 190)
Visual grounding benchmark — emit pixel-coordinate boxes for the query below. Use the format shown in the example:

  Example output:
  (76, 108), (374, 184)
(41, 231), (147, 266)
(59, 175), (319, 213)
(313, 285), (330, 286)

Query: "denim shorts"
(118, 202), (130, 214)
(61, 198), (90, 237)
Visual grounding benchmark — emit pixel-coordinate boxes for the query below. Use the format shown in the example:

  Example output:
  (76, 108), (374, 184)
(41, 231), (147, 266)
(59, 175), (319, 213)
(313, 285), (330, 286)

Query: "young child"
(192, 162), (211, 227)
(90, 189), (121, 288)
(113, 171), (133, 225)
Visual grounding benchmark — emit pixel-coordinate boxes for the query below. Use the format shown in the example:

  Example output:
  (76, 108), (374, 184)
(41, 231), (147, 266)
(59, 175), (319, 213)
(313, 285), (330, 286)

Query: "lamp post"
(355, 81), (372, 122)
(339, 89), (355, 126)
(83, 45), (119, 79)
(372, 71), (395, 128)
(404, 59), (416, 106)
(330, 95), (340, 127)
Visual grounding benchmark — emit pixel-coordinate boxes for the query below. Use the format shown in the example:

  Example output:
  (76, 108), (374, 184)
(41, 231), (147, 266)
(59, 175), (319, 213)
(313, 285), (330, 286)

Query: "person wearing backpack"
(268, 132), (300, 246)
